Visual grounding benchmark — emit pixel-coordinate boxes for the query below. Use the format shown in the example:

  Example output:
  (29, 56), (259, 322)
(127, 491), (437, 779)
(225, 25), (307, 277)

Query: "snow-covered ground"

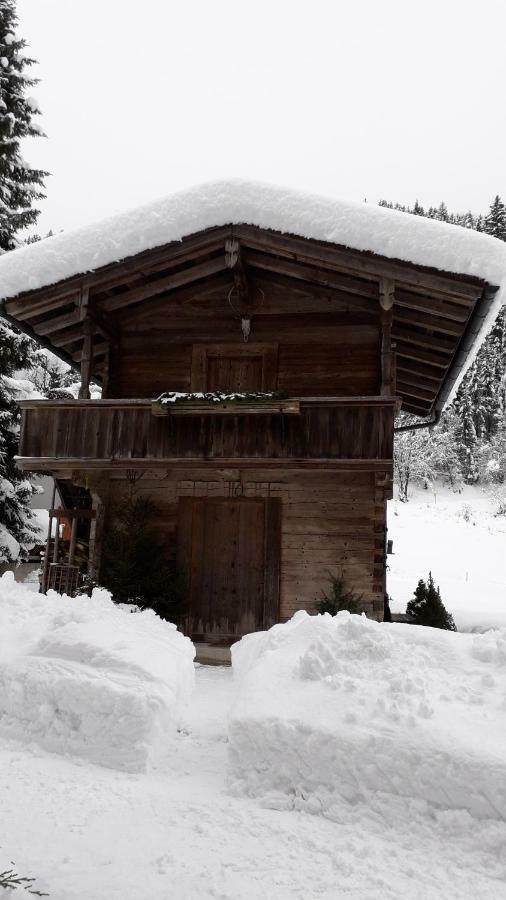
(230, 611), (506, 821)
(0, 574), (194, 772)
(1, 488), (505, 898)
(2, 661), (506, 900)
(388, 484), (506, 631)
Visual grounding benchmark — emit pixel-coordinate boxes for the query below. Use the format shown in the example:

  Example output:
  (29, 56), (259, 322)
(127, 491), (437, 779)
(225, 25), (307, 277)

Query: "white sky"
(17, 0), (506, 235)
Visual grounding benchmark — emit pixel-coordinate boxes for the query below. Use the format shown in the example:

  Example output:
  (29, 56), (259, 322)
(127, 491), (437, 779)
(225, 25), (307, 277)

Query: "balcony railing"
(17, 397), (395, 469)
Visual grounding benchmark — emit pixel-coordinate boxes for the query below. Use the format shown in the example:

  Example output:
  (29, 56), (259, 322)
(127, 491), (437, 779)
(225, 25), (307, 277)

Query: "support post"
(68, 514), (78, 566)
(379, 278), (395, 396)
(41, 481), (57, 593)
(88, 478), (110, 582)
(52, 516), (60, 563)
(78, 316), (94, 399)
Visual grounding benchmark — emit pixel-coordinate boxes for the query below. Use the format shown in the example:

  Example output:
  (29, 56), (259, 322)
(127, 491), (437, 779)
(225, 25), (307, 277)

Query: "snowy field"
(1, 578), (506, 899)
(388, 484), (506, 631)
(2, 664), (506, 899)
(1, 489), (505, 898)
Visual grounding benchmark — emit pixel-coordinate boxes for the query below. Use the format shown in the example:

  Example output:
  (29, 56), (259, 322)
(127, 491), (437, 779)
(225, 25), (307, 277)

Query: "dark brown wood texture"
(177, 497), (279, 640)
(190, 342), (279, 392)
(114, 469), (384, 628)
(4, 224), (488, 416)
(18, 398), (395, 468)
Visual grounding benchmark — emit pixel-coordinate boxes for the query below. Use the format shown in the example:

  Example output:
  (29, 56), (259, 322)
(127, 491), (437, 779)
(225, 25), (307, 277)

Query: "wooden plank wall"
(104, 469), (387, 622)
(107, 324), (380, 398)
(19, 402), (394, 462)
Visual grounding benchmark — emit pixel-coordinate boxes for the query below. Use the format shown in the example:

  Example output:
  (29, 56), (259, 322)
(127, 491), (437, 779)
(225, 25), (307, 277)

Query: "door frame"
(177, 495), (281, 640)
(190, 343), (279, 391)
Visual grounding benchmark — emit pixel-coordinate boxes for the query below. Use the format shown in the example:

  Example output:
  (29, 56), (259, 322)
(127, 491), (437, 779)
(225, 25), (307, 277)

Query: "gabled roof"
(0, 179), (504, 415)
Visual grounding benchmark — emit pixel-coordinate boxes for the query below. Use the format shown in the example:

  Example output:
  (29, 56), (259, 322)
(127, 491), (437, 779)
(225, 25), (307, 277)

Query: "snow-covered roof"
(1, 180), (505, 300)
(1, 179), (505, 408)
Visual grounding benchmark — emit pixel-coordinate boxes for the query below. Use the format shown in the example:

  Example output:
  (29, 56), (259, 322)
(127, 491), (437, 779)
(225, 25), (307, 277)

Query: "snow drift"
(0, 573), (195, 772)
(229, 611), (506, 821)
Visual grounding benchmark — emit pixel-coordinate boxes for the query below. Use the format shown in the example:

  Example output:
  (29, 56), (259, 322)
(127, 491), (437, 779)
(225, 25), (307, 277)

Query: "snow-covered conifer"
(0, 1), (48, 560)
(484, 194), (506, 242)
(0, 0), (47, 251)
(0, 320), (40, 562)
(406, 573), (456, 631)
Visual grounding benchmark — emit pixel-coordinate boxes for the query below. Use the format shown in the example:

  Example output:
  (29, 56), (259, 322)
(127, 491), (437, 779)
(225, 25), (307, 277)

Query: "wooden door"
(177, 497), (281, 642)
(206, 354), (263, 392)
(190, 343), (279, 391)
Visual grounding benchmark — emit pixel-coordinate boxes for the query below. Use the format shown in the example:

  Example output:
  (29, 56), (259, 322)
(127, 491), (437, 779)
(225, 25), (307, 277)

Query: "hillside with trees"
(383, 196), (506, 501)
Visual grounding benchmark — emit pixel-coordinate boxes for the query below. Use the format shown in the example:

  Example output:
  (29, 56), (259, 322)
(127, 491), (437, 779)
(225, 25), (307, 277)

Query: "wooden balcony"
(17, 397), (395, 471)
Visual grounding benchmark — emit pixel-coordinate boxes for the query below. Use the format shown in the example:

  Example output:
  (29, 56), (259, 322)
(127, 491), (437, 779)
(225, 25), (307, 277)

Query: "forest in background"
(382, 197), (506, 502)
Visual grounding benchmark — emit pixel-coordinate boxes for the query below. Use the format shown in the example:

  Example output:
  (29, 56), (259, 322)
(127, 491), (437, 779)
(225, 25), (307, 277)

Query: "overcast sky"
(17, 0), (506, 235)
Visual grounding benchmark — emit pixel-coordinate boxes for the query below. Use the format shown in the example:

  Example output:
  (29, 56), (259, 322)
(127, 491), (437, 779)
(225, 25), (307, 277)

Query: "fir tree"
(406, 573), (456, 630)
(383, 193), (506, 493)
(32, 348), (75, 399)
(0, 320), (40, 562)
(0, 0), (48, 250)
(484, 194), (506, 242)
(315, 574), (362, 615)
(0, 1), (48, 561)
(99, 487), (185, 621)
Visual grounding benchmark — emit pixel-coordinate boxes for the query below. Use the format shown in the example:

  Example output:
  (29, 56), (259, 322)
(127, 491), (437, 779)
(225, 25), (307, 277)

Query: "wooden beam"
(16, 457), (394, 472)
(32, 307), (80, 336)
(394, 288), (471, 323)
(72, 341), (108, 362)
(78, 286), (89, 321)
(395, 369), (441, 392)
(244, 249), (378, 298)
(394, 304), (464, 337)
(396, 381), (438, 402)
(78, 318), (93, 399)
(391, 326), (456, 355)
(49, 508), (96, 519)
(4, 227), (232, 318)
(118, 274), (234, 325)
(395, 342), (450, 369)
(235, 225), (485, 302)
(101, 256), (228, 312)
(379, 279), (394, 395)
(396, 360), (441, 383)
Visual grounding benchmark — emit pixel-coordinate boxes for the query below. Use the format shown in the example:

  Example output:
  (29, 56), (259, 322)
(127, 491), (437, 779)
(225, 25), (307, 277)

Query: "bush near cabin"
(99, 492), (185, 622)
(406, 573), (457, 631)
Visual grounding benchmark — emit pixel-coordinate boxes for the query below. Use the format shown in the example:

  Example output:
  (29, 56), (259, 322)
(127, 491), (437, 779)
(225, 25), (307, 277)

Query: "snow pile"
(0, 573), (195, 772)
(229, 611), (506, 821)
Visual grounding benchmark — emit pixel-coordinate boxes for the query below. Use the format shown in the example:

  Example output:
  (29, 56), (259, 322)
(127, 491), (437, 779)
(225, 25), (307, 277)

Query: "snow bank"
(0, 180), (504, 393)
(0, 573), (195, 772)
(229, 611), (506, 821)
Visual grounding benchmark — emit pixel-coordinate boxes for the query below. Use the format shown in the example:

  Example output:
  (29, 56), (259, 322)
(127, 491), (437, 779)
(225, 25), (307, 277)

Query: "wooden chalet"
(0, 182), (501, 642)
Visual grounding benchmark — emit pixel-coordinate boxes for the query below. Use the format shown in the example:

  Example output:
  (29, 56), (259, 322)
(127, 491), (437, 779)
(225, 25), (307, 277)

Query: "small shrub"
(99, 490), (185, 623)
(315, 574), (362, 615)
(406, 573), (457, 631)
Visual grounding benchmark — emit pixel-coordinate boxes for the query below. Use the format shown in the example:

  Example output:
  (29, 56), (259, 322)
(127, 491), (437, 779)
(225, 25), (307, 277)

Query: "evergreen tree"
(99, 487), (185, 621)
(0, 320), (40, 562)
(31, 349), (75, 399)
(315, 574), (362, 615)
(406, 573), (456, 630)
(383, 192), (506, 491)
(0, 1), (48, 561)
(484, 194), (506, 242)
(0, 0), (47, 250)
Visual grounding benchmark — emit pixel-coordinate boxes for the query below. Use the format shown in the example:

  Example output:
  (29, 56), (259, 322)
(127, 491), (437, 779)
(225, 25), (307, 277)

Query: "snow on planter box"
(0, 572), (195, 772)
(229, 610), (506, 821)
